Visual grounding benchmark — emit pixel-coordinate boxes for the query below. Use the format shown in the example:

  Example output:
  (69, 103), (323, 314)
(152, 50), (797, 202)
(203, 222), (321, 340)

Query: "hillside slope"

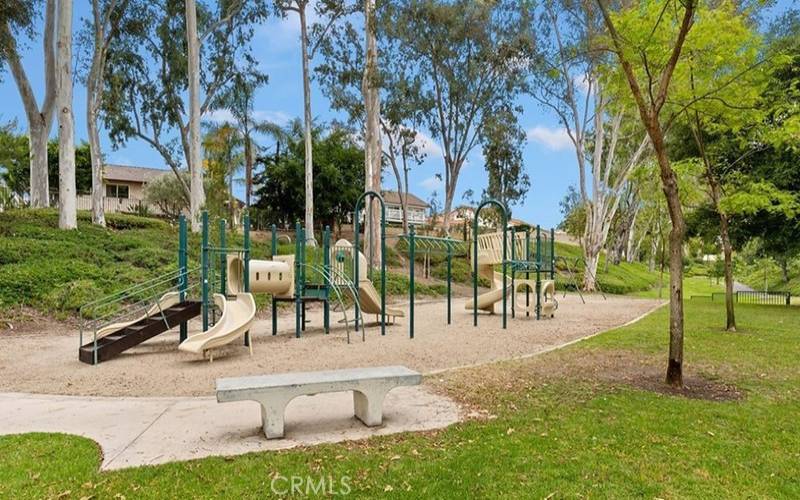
(0, 210), (662, 319)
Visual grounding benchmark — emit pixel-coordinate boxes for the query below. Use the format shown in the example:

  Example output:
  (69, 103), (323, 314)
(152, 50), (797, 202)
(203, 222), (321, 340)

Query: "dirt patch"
(0, 294), (661, 397)
(434, 347), (743, 408)
(0, 306), (78, 337)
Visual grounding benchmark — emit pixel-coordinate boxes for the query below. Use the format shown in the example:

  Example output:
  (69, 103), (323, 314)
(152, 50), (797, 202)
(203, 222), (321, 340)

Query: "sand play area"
(0, 294), (662, 398)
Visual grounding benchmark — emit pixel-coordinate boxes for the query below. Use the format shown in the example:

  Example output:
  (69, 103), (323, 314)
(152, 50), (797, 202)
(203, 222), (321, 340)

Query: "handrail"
(301, 262), (365, 343)
(78, 267), (201, 360)
(79, 266), (199, 312)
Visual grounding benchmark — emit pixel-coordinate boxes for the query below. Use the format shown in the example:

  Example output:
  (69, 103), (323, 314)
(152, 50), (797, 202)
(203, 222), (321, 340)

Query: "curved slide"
(358, 279), (405, 321)
(179, 293), (256, 359)
(465, 272), (511, 313)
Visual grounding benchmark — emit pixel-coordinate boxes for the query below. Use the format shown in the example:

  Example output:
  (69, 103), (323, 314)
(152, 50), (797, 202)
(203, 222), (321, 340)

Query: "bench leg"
(353, 389), (388, 427)
(259, 398), (290, 439)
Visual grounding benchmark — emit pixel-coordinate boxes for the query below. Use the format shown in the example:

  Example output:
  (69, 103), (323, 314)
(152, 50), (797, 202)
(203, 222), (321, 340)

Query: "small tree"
(481, 105), (529, 213)
(144, 172), (190, 219)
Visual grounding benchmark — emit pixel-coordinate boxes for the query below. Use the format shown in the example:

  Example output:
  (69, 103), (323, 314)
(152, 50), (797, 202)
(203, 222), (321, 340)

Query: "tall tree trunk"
(29, 122), (51, 207)
(87, 85), (106, 227)
(3, 0), (57, 208)
(626, 206), (639, 262)
(441, 161), (458, 236)
(87, 0), (109, 227)
(691, 110), (736, 332)
(363, 0), (381, 264)
(186, 0), (205, 232)
(720, 214), (736, 331)
(652, 137), (686, 388)
(57, 0), (77, 230)
(299, 6), (315, 245)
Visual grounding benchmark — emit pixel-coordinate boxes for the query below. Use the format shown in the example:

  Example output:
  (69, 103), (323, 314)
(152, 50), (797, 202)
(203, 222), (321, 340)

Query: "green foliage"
(144, 172), (190, 219)
(101, 0), (269, 174)
(481, 105), (530, 212)
(0, 123), (93, 196)
(554, 242), (660, 295)
(253, 120), (364, 228)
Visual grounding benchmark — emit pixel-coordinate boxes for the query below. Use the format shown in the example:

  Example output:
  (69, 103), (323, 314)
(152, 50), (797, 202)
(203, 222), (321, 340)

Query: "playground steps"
(79, 301), (202, 365)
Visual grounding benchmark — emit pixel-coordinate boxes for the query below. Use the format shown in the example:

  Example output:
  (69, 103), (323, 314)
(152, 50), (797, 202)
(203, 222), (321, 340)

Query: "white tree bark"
(363, 0), (381, 264)
(2, 0), (57, 208)
(186, 0), (206, 232)
(298, 5), (316, 245)
(86, 0), (123, 228)
(57, 0), (77, 229)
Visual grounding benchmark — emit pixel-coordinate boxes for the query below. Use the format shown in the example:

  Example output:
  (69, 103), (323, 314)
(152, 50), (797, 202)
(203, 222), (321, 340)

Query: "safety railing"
(79, 266), (200, 362)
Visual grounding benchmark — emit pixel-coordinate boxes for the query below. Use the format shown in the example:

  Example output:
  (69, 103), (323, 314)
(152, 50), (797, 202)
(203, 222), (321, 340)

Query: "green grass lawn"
(632, 275), (726, 299)
(2, 299), (799, 498)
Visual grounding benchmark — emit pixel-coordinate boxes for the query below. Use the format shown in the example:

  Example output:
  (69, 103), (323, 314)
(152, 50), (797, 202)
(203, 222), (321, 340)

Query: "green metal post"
(271, 224), (277, 336)
(502, 223), (507, 330)
(201, 211), (209, 332)
(473, 214), (479, 327)
(380, 201), (386, 336)
(218, 219), (227, 295)
(472, 199), (508, 329)
(510, 226), (516, 319)
(550, 227), (556, 280)
(178, 215), (188, 342)
(536, 225), (542, 320)
(525, 229), (531, 318)
(323, 225), (330, 334)
(409, 226), (415, 339)
(295, 222), (303, 338)
(243, 213), (250, 347)
(446, 242), (452, 325)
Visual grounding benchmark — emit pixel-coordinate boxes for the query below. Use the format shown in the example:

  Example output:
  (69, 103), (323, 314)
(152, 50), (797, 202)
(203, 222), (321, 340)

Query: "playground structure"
(78, 194), (565, 365)
(465, 199), (559, 329)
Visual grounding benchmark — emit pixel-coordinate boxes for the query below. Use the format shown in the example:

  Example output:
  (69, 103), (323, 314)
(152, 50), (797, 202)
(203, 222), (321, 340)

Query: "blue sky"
(1, 1), (793, 228)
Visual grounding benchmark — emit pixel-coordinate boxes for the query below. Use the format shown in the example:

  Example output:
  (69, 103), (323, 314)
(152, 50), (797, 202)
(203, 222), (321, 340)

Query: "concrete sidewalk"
(0, 386), (460, 470)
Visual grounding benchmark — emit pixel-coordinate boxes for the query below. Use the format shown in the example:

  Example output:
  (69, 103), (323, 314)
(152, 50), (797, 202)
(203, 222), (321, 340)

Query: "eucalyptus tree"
(82, 0), (135, 227)
(528, 0), (650, 291)
(56, 0), (76, 229)
(213, 70), (270, 208)
(274, 0), (356, 244)
(102, 0), (268, 231)
(481, 105), (530, 213)
(1, 0), (57, 208)
(382, 0), (534, 235)
(316, 5), (427, 235)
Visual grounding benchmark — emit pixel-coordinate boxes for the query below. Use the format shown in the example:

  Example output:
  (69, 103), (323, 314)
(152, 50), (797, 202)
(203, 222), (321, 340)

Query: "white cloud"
(573, 74), (592, 94)
(203, 109), (235, 124)
(419, 175), (443, 192)
(253, 110), (292, 126)
(526, 125), (573, 152)
(413, 130), (443, 158)
(204, 109), (293, 127)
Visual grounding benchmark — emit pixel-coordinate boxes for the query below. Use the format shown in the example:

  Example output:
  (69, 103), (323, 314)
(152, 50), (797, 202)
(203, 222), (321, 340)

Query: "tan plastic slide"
(178, 292), (256, 359)
(464, 272), (511, 312)
(358, 279), (405, 321)
(93, 291), (182, 341)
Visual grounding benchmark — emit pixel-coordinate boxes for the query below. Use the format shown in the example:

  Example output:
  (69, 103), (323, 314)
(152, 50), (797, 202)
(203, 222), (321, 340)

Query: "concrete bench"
(215, 366), (422, 439)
